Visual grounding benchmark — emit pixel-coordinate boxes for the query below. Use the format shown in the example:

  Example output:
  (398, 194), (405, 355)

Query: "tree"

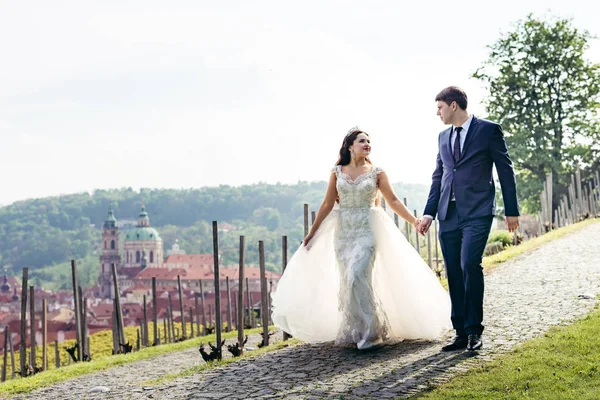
(252, 207), (282, 230)
(473, 14), (600, 213)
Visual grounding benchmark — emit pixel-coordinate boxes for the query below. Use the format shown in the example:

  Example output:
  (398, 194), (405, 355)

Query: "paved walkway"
(13, 221), (600, 400)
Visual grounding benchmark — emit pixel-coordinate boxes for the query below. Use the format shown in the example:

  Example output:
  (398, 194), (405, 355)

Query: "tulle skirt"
(272, 207), (452, 344)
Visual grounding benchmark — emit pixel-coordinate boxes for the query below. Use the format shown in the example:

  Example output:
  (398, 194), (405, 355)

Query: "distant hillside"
(0, 181), (429, 288)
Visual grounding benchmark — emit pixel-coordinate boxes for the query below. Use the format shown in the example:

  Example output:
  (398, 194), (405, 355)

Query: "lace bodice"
(334, 165), (383, 209)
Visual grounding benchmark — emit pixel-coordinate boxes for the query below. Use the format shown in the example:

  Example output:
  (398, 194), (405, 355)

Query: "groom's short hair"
(435, 86), (468, 110)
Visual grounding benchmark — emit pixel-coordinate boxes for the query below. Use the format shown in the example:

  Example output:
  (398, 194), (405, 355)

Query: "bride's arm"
(378, 171), (419, 227)
(303, 172), (338, 246)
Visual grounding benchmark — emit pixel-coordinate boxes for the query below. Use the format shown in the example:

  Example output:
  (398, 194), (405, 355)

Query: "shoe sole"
(442, 343), (468, 352)
(442, 347), (466, 352)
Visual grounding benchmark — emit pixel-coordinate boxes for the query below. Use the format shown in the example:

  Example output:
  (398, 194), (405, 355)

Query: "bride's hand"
(303, 232), (315, 249)
(412, 217), (421, 229)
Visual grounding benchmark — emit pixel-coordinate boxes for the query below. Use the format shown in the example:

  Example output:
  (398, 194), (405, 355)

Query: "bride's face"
(350, 133), (371, 158)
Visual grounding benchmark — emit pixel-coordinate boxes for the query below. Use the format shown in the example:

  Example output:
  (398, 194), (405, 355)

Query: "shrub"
(487, 230), (513, 248)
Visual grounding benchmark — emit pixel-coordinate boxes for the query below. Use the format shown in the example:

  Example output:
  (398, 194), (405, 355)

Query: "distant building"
(166, 239), (186, 256)
(99, 205), (163, 298)
(122, 206), (163, 269)
(99, 206), (121, 298)
(99, 207), (281, 300)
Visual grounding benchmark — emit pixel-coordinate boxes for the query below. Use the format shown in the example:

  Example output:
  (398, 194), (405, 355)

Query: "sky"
(1, 1), (599, 206)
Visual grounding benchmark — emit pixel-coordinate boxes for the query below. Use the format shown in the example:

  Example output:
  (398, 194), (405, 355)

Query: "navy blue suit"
(424, 116), (519, 336)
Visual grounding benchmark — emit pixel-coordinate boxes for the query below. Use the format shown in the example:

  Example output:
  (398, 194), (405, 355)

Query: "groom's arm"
(490, 124), (520, 217)
(423, 149), (443, 219)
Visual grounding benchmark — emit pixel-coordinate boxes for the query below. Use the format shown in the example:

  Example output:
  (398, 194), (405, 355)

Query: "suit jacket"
(423, 116), (520, 220)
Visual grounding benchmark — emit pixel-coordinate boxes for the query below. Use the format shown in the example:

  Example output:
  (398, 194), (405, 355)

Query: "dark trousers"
(439, 201), (493, 336)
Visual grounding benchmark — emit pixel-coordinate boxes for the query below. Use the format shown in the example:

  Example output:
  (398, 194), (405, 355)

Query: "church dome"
(124, 205), (161, 241)
(125, 226), (161, 241)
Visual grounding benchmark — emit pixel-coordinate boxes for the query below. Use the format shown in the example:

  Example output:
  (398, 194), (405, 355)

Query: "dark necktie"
(451, 126), (463, 201)
(453, 126), (463, 162)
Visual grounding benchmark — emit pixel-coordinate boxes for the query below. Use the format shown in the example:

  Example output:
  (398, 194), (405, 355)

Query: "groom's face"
(436, 101), (454, 125)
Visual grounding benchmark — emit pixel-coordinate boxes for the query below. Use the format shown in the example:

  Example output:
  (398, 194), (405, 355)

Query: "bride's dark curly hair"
(336, 128), (373, 166)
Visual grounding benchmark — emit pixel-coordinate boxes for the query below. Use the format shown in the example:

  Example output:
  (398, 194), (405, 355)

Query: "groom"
(417, 86), (520, 352)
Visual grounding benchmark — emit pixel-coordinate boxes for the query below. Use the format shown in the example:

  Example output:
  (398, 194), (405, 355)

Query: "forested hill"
(0, 182), (428, 288)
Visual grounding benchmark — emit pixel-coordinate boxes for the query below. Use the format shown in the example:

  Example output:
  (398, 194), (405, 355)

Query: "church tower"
(99, 206), (121, 298)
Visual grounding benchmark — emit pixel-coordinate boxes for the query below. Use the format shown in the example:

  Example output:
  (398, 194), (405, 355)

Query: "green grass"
(416, 304), (600, 399)
(482, 218), (599, 271)
(141, 338), (301, 387)
(0, 327), (268, 396)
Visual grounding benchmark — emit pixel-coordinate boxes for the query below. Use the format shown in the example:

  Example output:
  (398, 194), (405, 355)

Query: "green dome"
(125, 227), (161, 241)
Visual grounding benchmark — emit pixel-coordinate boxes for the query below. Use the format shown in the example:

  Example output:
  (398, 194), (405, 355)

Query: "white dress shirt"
(451, 115), (473, 155)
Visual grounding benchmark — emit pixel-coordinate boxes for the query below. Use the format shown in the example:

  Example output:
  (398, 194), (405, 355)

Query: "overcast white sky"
(1, 1), (599, 206)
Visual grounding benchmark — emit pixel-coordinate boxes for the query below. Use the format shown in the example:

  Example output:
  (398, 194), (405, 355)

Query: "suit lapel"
(441, 127), (453, 164)
(457, 116), (478, 163)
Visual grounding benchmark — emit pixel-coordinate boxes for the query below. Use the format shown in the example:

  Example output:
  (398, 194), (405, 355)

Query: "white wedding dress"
(272, 166), (451, 349)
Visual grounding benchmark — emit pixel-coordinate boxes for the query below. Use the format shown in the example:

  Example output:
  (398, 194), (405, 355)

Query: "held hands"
(506, 216), (520, 232)
(412, 217), (421, 230)
(417, 217), (432, 236)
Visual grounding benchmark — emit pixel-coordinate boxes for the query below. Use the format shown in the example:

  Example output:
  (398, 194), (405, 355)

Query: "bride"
(272, 127), (451, 350)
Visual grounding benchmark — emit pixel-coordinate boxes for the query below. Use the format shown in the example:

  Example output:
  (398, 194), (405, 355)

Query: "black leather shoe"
(467, 334), (482, 351)
(442, 335), (468, 351)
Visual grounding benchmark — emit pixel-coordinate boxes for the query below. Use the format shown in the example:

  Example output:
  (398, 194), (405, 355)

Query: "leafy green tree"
(252, 207), (282, 230)
(473, 14), (600, 213)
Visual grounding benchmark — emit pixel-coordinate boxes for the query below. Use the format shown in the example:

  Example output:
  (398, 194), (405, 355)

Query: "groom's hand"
(506, 216), (520, 232)
(417, 218), (432, 235)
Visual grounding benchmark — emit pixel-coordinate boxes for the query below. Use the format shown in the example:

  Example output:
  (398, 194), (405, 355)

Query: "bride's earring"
(351, 150), (356, 159)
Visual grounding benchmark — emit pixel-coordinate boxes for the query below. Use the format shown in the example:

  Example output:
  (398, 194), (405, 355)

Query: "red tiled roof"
(134, 267), (191, 281)
(123, 283), (151, 294)
(119, 266), (143, 278)
(121, 302), (143, 317)
(0, 294), (15, 304)
(90, 303), (115, 319)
